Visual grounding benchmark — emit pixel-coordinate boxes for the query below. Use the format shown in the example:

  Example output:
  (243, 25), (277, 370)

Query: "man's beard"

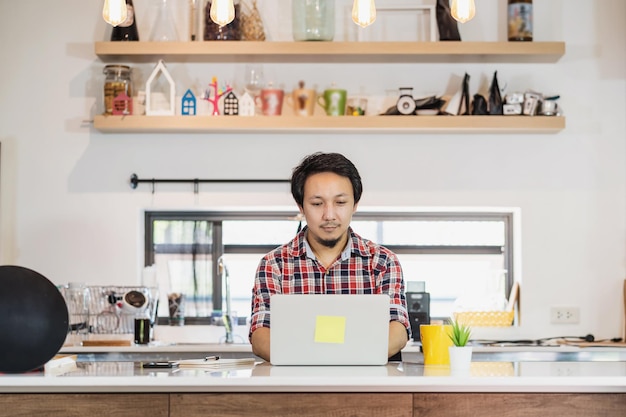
(314, 234), (342, 249)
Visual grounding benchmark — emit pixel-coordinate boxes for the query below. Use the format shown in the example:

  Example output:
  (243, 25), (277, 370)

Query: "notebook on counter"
(270, 294), (390, 366)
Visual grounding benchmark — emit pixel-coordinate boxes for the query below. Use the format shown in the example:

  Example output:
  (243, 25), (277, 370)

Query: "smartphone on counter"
(142, 361), (179, 369)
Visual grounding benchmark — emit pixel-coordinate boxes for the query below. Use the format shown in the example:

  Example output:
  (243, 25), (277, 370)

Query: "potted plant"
(447, 318), (473, 372)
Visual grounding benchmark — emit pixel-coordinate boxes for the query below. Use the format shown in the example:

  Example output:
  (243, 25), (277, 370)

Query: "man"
(249, 152), (410, 362)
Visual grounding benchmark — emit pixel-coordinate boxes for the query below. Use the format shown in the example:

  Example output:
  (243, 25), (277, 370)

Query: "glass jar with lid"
(103, 65), (132, 115)
(507, 0), (533, 41)
(292, 0), (335, 41)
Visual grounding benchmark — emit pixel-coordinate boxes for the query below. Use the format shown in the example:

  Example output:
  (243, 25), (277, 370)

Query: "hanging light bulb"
(102, 0), (128, 27)
(352, 0), (376, 28)
(451, 0), (476, 23)
(210, 0), (235, 27)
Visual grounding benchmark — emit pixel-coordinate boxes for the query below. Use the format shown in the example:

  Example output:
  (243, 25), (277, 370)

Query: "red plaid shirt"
(249, 227), (411, 338)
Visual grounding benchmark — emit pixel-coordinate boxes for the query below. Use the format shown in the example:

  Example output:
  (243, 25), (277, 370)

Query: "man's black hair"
(290, 152), (363, 206)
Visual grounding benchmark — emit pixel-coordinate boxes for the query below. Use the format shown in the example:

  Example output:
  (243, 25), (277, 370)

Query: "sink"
(402, 347), (626, 363)
(62, 341), (256, 362)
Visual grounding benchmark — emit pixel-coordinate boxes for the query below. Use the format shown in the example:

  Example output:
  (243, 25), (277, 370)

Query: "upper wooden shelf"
(93, 115), (565, 134)
(95, 41), (566, 63)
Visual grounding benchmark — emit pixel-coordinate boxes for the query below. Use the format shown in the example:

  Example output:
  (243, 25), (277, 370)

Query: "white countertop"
(0, 341), (611, 394)
(2, 359), (625, 394)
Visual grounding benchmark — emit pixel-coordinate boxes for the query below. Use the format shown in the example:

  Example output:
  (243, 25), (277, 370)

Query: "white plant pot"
(449, 346), (473, 373)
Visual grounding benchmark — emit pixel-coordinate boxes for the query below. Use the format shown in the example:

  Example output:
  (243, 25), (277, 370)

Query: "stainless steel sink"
(401, 349), (626, 363)
(74, 350), (257, 362)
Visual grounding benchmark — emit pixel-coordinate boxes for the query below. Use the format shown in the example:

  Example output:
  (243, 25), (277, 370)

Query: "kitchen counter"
(2, 358), (626, 394)
(2, 357), (624, 416)
(0, 344), (626, 392)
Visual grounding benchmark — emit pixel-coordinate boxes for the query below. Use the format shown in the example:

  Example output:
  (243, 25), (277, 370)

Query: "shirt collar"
(301, 227), (354, 262)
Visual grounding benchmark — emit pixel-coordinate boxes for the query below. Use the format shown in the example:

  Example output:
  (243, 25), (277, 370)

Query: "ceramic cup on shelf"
(256, 86), (284, 116)
(318, 87), (347, 116)
(287, 81), (316, 116)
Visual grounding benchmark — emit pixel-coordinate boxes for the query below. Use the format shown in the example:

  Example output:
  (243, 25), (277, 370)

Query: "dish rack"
(85, 286), (157, 334)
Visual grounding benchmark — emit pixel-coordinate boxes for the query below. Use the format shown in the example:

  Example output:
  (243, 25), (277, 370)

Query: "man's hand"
(388, 321), (409, 358)
(251, 327), (271, 362)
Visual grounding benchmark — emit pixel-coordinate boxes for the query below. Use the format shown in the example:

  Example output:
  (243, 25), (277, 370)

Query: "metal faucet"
(218, 256), (234, 344)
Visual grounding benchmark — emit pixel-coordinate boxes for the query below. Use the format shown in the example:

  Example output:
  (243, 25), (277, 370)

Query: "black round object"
(0, 265), (69, 373)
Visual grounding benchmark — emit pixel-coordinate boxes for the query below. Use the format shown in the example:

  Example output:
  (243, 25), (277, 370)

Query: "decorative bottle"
(150, 0), (180, 41)
(292, 0), (335, 41)
(111, 0), (140, 41)
(507, 0), (533, 42)
(204, 0), (242, 41)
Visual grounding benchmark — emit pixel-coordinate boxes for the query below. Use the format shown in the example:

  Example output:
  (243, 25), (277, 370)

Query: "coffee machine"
(406, 284), (430, 342)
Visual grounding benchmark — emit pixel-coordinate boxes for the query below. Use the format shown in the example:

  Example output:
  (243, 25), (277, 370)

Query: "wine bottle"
(507, 0), (533, 42)
(111, 0), (139, 41)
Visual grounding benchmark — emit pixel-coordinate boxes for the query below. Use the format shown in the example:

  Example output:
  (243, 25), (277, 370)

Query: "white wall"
(0, 0), (624, 341)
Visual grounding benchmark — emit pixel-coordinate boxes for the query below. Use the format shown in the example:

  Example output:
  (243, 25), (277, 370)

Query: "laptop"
(270, 294), (390, 366)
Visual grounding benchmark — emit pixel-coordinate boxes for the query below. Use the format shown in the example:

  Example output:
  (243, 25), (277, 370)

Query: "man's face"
(300, 172), (357, 249)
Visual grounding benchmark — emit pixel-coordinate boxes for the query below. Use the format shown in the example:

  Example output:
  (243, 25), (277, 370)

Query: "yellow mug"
(420, 324), (453, 365)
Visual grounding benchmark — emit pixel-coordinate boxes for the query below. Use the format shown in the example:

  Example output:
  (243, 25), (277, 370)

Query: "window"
(145, 209), (515, 323)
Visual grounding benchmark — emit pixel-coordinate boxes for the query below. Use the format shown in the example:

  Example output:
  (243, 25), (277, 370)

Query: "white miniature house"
(238, 92), (255, 116)
(146, 60), (176, 116)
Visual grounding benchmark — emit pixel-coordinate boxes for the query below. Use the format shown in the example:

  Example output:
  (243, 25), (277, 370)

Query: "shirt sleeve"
(248, 254), (281, 339)
(380, 251), (412, 339)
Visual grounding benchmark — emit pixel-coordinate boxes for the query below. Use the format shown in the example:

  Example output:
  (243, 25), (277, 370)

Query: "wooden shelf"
(94, 41), (566, 134)
(93, 115), (565, 134)
(95, 41), (565, 63)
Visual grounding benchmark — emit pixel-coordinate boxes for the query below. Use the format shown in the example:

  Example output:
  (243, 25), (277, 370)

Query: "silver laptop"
(270, 294), (390, 366)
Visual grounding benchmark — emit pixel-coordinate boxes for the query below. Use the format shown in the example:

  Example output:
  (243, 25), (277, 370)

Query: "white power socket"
(550, 307), (580, 324)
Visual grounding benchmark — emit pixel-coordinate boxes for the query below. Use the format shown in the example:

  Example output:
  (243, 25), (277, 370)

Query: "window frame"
(144, 209), (515, 321)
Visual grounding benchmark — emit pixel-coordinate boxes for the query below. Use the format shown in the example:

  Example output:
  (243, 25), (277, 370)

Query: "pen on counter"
(204, 355), (220, 361)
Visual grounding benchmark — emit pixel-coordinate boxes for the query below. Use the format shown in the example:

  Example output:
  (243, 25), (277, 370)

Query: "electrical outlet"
(550, 307), (580, 324)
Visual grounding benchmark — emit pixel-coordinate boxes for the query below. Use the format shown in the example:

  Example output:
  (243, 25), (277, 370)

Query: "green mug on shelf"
(318, 88), (347, 116)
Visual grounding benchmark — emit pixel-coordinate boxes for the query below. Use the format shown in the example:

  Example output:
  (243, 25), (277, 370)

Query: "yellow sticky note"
(314, 315), (346, 344)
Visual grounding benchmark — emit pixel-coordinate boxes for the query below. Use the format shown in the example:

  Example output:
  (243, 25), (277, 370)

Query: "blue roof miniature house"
(181, 89), (197, 116)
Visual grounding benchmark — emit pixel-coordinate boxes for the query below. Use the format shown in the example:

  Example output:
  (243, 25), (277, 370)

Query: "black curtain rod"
(129, 173), (289, 190)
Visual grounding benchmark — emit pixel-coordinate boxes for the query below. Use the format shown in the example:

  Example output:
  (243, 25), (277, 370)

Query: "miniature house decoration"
(146, 60), (176, 116)
(112, 92), (133, 115)
(181, 89), (197, 116)
(238, 92), (255, 116)
(223, 91), (239, 116)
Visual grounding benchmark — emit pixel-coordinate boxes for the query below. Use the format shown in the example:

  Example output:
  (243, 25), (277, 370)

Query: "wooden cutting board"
(82, 340), (132, 347)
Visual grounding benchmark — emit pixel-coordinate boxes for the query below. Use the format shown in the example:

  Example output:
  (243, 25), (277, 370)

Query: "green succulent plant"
(447, 318), (472, 347)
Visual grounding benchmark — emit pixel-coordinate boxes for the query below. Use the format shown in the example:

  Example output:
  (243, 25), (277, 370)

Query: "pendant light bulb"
(451, 0), (476, 23)
(102, 0), (128, 27)
(210, 0), (235, 27)
(352, 0), (376, 28)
